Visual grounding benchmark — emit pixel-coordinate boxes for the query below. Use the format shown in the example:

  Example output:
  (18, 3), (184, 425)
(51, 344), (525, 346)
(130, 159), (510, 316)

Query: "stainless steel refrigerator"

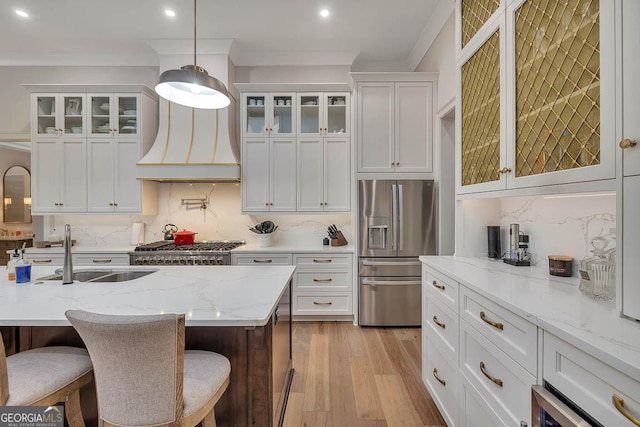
(358, 179), (436, 326)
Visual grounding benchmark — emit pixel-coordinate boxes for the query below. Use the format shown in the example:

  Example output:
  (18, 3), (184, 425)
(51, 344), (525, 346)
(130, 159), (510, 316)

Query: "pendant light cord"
(193, 0), (197, 67)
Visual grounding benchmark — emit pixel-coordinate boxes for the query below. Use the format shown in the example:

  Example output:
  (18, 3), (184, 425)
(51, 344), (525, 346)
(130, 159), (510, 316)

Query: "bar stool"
(65, 310), (231, 427)
(0, 332), (93, 427)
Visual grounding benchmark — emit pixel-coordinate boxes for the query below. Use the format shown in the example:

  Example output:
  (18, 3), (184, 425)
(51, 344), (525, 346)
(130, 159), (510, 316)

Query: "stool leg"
(65, 389), (86, 427)
(202, 410), (217, 427)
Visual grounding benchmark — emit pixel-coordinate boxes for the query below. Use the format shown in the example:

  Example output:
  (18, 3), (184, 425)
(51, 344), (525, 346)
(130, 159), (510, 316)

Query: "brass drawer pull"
(32, 259), (53, 264)
(313, 278), (333, 283)
(480, 311), (504, 331)
(92, 259), (113, 264)
(313, 259), (332, 263)
(432, 280), (445, 290)
(620, 138), (638, 149)
(432, 368), (446, 386)
(613, 394), (640, 426)
(313, 301), (333, 306)
(432, 315), (446, 329)
(480, 361), (503, 387)
(253, 259), (273, 263)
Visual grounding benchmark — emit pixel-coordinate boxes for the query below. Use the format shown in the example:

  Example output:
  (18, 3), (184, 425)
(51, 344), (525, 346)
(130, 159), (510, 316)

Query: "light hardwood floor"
(283, 322), (446, 427)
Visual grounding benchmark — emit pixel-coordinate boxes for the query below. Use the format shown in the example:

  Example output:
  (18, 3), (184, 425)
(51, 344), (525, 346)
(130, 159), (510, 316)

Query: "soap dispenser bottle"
(6, 249), (20, 281)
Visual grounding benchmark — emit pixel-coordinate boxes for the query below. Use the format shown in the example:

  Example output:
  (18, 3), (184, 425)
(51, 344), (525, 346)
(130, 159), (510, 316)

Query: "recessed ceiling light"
(164, 9), (176, 17)
(320, 9), (330, 18)
(15, 9), (29, 18)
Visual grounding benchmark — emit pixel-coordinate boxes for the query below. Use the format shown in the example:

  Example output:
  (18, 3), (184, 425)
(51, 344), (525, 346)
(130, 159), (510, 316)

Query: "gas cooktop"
(133, 241), (245, 252)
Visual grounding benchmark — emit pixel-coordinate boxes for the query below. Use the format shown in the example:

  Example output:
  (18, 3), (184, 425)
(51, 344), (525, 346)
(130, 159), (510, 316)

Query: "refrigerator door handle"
(361, 260), (422, 267)
(398, 184), (404, 251)
(391, 184), (397, 251)
(362, 279), (422, 286)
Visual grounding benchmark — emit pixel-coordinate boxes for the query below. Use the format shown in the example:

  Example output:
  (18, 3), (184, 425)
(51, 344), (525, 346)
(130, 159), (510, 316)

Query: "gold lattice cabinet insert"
(461, 0), (500, 47)
(515, 0), (600, 177)
(461, 30), (501, 186)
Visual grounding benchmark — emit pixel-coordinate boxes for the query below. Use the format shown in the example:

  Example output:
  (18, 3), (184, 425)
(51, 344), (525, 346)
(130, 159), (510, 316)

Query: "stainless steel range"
(129, 241), (245, 265)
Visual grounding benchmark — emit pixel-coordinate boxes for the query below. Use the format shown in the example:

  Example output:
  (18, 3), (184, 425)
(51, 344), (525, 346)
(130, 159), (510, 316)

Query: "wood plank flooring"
(283, 322), (446, 427)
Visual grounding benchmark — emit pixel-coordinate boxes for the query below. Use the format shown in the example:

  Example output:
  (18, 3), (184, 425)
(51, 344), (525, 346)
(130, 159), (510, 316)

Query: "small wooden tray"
(330, 231), (348, 247)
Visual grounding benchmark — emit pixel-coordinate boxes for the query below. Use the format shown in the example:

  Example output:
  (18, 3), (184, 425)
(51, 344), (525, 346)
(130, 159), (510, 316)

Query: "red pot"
(174, 229), (197, 245)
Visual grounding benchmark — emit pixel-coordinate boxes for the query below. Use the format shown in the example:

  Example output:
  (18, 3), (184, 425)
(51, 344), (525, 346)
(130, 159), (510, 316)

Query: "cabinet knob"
(396, 162), (400, 166)
(620, 139), (637, 149)
(498, 167), (512, 174)
(265, 202), (269, 206)
(108, 203), (114, 206)
(270, 202), (274, 206)
(113, 202), (118, 207)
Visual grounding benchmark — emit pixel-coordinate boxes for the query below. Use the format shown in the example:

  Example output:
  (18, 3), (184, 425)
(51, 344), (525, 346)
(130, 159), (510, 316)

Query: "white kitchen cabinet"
(457, 0), (616, 195)
(26, 252), (129, 266)
(621, 0), (640, 321)
(32, 94), (87, 138)
(459, 376), (505, 427)
(353, 77), (434, 173)
(297, 93), (350, 138)
(87, 139), (150, 213)
(29, 86), (158, 215)
(31, 139), (87, 213)
(241, 93), (295, 138)
(297, 138), (350, 212)
(87, 94), (140, 138)
(242, 138), (296, 212)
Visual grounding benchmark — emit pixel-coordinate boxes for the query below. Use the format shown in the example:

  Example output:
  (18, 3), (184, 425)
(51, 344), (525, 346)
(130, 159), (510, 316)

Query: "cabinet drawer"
(27, 255), (65, 265)
(74, 254), (129, 266)
(460, 286), (537, 375)
(294, 293), (352, 314)
(423, 293), (459, 358)
(460, 321), (535, 427)
(423, 337), (459, 427)
(294, 254), (352, 268)
(543, 332), (640, 426)
(459, 375), (506, 427)
(295, 271), (351, 291)
(232, 254), (292, 265)
(423, 265), (459, 312)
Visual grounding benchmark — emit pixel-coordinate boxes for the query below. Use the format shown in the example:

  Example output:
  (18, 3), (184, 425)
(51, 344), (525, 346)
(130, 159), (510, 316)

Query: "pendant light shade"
(154, 0), (230, 109)
(156, 65), (231, 109)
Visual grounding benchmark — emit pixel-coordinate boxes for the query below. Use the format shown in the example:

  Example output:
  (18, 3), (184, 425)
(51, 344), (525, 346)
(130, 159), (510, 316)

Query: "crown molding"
(407, 0), (455, 71)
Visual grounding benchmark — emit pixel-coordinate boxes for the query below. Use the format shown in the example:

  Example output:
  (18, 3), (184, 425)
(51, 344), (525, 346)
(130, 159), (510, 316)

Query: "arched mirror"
(3, 166), (31, 224)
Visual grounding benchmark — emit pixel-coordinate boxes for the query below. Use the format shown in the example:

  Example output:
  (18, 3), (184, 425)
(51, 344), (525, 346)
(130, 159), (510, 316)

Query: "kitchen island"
(0, 265), (296, 427)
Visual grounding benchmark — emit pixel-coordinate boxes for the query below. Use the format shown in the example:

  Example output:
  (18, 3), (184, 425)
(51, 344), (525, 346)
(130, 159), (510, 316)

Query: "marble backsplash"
(500, 193), (616, 273)
(47, 183), (352, 247)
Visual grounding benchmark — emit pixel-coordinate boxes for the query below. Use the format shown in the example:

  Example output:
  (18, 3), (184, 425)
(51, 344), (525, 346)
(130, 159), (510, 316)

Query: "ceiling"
(0, 0), (451, 70)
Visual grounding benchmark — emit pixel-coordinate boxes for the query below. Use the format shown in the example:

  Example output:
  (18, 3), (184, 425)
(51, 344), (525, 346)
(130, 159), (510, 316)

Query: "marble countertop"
(0, 265), (295, 327)
(419, 256), (640, 382)
(231, 243), (355, 253)
(25, 246), (135, 254)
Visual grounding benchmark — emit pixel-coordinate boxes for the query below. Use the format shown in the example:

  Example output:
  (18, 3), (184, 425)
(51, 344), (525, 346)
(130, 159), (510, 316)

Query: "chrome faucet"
(62, 224), (73, 284)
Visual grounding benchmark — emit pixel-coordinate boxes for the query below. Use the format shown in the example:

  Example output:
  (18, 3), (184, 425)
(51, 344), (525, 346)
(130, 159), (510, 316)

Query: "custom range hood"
(137, 47), (240, 182)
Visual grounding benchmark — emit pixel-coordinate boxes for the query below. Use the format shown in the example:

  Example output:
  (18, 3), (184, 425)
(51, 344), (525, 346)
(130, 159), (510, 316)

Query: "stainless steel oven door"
(531, 385), (592, 426)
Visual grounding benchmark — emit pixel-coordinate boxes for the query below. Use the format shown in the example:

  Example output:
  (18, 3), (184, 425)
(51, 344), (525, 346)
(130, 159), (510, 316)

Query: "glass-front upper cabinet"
(242, 93), (295, 137)
(32, 94), (86, 137)
(88, 94), (139, 137)
(297, 92), (350, 137)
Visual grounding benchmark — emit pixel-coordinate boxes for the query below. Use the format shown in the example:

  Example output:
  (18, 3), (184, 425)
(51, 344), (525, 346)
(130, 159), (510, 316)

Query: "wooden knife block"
(330, 231), (348, 247)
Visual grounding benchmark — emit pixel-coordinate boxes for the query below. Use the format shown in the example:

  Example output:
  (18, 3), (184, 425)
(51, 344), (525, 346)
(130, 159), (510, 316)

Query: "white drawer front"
(27, 255), (65, 265)
(423, 265), (459, 312)
(294, 254), (352, 268)
(543, 332), (640, 427)
(424, 337), (459, 427)
(459, 375), (506, 427)
(232, 254), (292, 265)
(460, 321), (535, 427)
(74, 254), (129, 266)
(461, 286), (537, 375)
(423, 293), (459, 358)
(295, 271), (351, 291)
(294, 293), (352, 314)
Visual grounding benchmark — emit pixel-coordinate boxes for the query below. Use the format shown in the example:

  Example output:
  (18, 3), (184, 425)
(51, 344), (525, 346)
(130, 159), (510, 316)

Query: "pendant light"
(155, 0), (230, 109)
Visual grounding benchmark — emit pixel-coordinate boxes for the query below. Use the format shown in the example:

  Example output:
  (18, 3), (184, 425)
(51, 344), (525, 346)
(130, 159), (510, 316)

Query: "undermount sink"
(37, 269), (158, 283)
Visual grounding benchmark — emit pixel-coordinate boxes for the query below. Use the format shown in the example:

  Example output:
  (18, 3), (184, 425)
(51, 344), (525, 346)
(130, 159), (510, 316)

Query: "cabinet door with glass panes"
(32, 94), (87, 138)
(242, 93), (295, 138)
(88, 94), (140, 138)
(297, 93), (349, 138)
